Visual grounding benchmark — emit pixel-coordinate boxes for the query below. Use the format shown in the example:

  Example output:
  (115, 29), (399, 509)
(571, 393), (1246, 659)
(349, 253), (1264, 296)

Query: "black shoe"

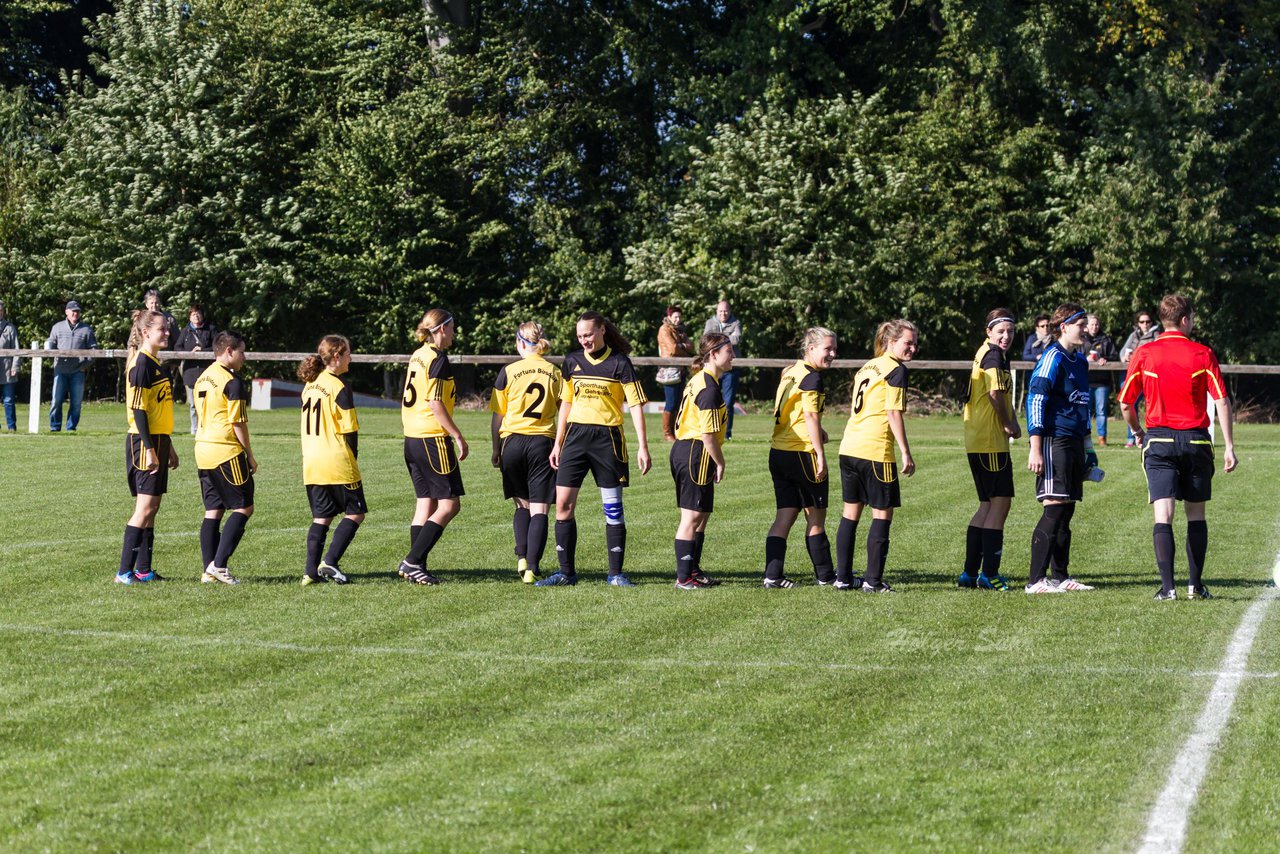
(1154, 588), (1176, 601)
(1187, 585), (1212, 600)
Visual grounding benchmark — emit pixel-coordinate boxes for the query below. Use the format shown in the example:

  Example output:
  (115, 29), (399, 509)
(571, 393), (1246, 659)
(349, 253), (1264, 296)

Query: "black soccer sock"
(214, 511), (249, 568)
(527, 513), (549, 572)
(806, 532), (835, 583)
(1153, 523), (1176, 592)
(605, 524), (626, 575)
(1029, 505), (1067, 583)
(836, 517), (859, 584)
(513, 507), (531, 559)
(134, 526), (155, 573)
(981, 528), (1004, 577)
(1186, 520), (1208, 588)
(964, 525), (983, 576)
(407, 521), (444, 566)
(693, 531), (705, 573)
(305, 522), (328, 577)
(866, 519), (891, 585)
(119, 525), (144, 574)
(324, 518), (360, 567)
(410, 524), (423, 551)
(675, 538), (697, 582)
(199, 518), (220, 569)
(764, 535), (787, 580)
(555, 519), (578, 576)
(1049, 503), (1076, 581)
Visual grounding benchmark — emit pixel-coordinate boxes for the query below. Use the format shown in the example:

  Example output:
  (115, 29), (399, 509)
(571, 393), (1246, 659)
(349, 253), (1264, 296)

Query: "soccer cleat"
(397, 561), (441, 585)
(133, 570), (161, 583)
(957, 571), (978, 589)
(301, 574), (326, 586)
(861, 581), (894, 593)
(317, 561), (349, 584)
(535, 571), (577, 587)
(674, 578), (702, 590)
(832, 579), (857, 591)
(977, 573), (1010, 592)
(1154, 588), (1176, 601)
(517, 557), (528, 578)
(521, 568), (539, 584)
(690, 570), (721, 587)
(1188, 585), (1213, 600)
(115, 571), (137, 585)
(1056, 578), (1094, 591)
(607, 573), (636, 587)
(201, 563), (239, 585)
(762, 576), (797, 589)
(1025, 579), (1065, 594)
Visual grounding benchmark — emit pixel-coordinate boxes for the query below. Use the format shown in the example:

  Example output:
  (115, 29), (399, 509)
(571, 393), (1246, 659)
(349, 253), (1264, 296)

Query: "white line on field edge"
(1136, 582), (1279, 854)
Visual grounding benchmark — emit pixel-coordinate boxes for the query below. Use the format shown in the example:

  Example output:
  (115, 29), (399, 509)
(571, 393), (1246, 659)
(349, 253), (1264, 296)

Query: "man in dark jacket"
(1021, 314), (1051, 362)
(1084, 314), (1121, 445)
(174, 303), (217, 433)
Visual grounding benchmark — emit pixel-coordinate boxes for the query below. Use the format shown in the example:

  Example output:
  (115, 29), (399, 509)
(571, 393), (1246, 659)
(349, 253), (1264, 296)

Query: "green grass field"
(3, 403), (1279, 852)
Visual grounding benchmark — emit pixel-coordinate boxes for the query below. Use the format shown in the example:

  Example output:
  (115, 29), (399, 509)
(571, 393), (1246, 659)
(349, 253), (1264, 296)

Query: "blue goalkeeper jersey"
(1025, 342), (1090, 438)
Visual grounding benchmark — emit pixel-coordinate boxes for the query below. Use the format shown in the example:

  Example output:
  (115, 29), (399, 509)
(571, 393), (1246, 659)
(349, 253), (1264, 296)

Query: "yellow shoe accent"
(521, 569), (537, 584)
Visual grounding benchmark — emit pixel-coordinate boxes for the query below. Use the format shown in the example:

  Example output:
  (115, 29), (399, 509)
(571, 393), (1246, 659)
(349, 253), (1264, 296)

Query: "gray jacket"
(46, 320), (99, 374)
(703, 314), (744, 359)
(0, 319), (18, 379)
(1121, 326), (1159, 361)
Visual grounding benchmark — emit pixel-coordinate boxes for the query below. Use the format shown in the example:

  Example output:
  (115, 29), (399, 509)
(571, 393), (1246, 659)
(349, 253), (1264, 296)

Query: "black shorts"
(499, 433), (555, 503)
(840, 455), (901, 510)
(306, 482), (368, 518)
(1035, 435), (1084, 502)
(404, 436), (465, 499)
(556, 424), (629, 489)
(967, 452), (1015, 502)
(670, 438), (716, 512)
(199, 452), (255, 510)
(1143, 428), (1214, 503)
(126, 433), (172, 497)
(769, 448), (828, 510)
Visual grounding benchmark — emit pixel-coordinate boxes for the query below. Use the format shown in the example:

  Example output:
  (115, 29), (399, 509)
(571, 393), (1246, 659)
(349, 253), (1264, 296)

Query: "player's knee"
(600, 486), (624, 526)
(237, 505), (254, 518)
(347, 513), (365, 524)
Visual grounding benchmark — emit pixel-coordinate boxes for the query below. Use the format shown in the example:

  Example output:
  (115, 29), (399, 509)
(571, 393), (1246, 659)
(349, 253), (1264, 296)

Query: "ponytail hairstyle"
(415, 308), (453, 343)
(873, 319), (918, 357)
(799, 326), (837, 358)
(578, 310), (630, 355)
(128, 309), (167, 353)
(516, 320), (551, 356)
(298, 334), (350, 383)
(1049, 303), (1086, 340)
(691, 332), (731, 372)
(213, 330), (245, 355)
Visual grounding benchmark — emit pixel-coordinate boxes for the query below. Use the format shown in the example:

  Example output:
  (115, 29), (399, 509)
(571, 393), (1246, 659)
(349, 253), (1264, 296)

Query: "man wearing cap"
(45, 300), (99, 432)
(0, 301), (19, 431)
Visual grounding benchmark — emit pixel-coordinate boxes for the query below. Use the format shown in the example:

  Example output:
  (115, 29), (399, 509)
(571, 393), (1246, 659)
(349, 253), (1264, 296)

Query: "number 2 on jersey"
(521, 382), (547, 418)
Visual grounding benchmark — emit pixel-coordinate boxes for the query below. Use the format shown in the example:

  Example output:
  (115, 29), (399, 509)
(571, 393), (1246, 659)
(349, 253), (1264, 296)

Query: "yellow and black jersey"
(126, 351), (174, 436)
(562, 346), (646, 427)
(193, 362), (250, 469)
(675, 369), (727, 442)
(964, 342), (1014, 453)
(490, 355), (564, 438)
(840, 354), (907, 463)
(402, 344), (456, 438)
(771, 360), (825, 452)
(301, 369), (361, 485)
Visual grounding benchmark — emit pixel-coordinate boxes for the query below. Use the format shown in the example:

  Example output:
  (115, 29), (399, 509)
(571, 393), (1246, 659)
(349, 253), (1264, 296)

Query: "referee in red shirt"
(1119, 294), (1238, 601)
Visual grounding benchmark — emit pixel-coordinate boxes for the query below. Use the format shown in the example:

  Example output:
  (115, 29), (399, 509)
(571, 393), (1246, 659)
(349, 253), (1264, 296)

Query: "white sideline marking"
(1137, 585), (1279, 854)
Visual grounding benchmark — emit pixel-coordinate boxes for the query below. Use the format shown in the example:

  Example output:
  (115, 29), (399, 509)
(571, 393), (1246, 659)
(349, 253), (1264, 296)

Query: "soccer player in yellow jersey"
(116, 310), (178, 584)
(540, 311), (651, 587)
(958, 310), (1021, 591)
(193, 330), (256, 585)
(763, 327), (838, 588)
(490, 321), (564, 584)
(297, 335), (364, 586)
(670, 332), (733, 589)
(836, 319), (918, 593)
(398, 308), (468, 585)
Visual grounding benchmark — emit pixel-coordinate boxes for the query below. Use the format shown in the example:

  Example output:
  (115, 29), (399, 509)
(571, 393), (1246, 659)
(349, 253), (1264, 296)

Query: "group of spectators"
(655, 299), (743, 442)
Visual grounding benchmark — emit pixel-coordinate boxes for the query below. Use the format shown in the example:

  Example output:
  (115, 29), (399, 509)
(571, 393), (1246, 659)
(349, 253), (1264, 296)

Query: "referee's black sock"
(981, 528), (1004, 577)
(324, 518), (360, 567)
(513, 507), (531, 560)
(134, 526), (155, 573)
(764, 536), (786, 580)
(214, 511), (249, 568)
(1186, 520), (1208, 588)
(1029, 506), (1065, 584)
(865, 519), (891, 585)
(964, 525), (983, 576)
(675, 538), (696, 582)
(605, 524), (626, 575)
(836, 517), (858, 584)
(1153, 523), (1175, 592)
(527, 513), (549, 573)
(199, 518), (220, 569)
(410, 524), (423, 551)
(305, 522), (328, 577)
(119, 525), (144, 574)
(1049, 503), (1075, 581)
(806, 532), (835, 584)
(555, 519), (577, 577)
(407, 521), (444, 566)
(693, 531), (705, 574)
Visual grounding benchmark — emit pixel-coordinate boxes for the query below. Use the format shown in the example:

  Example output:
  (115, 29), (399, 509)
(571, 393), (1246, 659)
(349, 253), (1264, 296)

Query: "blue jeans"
(1089, 385), (1109, 439)
(50, 371), (86, 432)
(662, 381), (682, 413)
(1127, 392), (1145, 443)
(720, 369), (738, 438)
(1, 381), (16, 431)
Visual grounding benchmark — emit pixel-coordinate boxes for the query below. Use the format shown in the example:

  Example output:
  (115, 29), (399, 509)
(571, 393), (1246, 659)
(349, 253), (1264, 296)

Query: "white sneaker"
(1056, 578), (1094, 591)
(1025, 579), (1065, 594)
(201, 562), (239, 585)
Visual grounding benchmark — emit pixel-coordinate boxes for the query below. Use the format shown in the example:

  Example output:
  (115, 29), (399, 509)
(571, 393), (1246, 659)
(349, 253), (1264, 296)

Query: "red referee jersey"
(1117, 331), (1226, 430)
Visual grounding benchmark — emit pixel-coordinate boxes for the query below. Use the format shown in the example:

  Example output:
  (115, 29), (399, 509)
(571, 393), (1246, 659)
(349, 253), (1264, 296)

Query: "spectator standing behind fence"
(175, 304), (217, 433)
(1120, 309), (1160, 447)
(1084, 314), (1120, 446)
(657, 305), (694, 442)
(45, 299), (98, 433)
(1021, 314), (1051, 362)
(0, 301), (19, 432)
(143, 289), (180, 345)
(703, 300), (743, 439)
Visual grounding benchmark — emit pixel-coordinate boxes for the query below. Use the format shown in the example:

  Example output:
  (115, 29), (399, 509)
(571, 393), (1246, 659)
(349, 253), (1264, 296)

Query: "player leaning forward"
(1119, 294), (1237, 601)
(193, 331), (257, 585)
(1024, 303), (1097, 594)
